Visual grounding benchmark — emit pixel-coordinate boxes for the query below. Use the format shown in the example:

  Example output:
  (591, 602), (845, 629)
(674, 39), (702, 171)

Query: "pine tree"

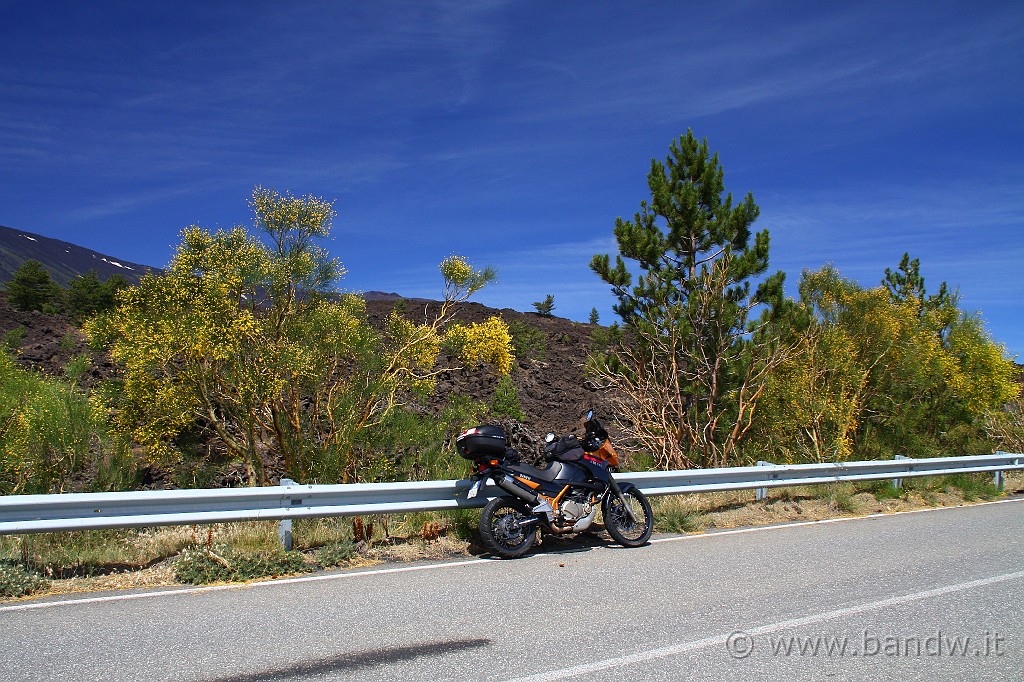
(883, 252), (954, 314)
(67, 270), (128, 320)
(532, 294), (555, 316)
(5, 260), (60, 312)
(588, 307), (600, 325)
(590, 131), (791, 469)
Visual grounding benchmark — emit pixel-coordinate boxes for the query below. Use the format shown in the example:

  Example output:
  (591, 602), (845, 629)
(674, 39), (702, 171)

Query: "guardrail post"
(756, 461), (773, 501)
(993, 452), (1008, 491)
(279, 478), (295, 551)
(893, 454), (910, 490)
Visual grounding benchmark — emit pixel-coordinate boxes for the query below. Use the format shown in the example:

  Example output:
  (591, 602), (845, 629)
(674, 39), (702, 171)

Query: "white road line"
(506, 569), (1024, 682)
(0, 558), (495, 613)
(1, 497), (1020, 613)
(648, 496), (1024, 545)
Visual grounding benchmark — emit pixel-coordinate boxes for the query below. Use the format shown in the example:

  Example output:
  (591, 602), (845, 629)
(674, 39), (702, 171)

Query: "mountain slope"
(0, 225), (158, 286)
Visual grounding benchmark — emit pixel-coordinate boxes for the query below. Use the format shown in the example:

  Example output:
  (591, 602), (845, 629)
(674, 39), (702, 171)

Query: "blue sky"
(1, 1), (1022, 357)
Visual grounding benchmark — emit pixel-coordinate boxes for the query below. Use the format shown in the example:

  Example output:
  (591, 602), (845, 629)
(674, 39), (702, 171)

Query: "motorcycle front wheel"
(479, 497), (538, 558)
(602, 487), (653, 547)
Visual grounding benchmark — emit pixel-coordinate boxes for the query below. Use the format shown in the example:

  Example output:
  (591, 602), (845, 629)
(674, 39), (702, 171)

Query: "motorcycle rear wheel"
(602, 487), (653, 547)
(479, 497), (537, 559)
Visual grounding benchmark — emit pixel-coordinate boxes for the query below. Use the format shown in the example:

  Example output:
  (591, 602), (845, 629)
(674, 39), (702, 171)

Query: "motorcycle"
(456, 410), (653, 558)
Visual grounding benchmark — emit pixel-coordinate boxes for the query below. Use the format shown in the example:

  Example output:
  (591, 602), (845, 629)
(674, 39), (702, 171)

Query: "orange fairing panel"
(514, 476), (541, 489)
(595, 441), (619, 467)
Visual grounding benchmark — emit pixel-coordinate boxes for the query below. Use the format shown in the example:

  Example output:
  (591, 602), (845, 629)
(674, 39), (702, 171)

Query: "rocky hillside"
(364, 298), (613, 435)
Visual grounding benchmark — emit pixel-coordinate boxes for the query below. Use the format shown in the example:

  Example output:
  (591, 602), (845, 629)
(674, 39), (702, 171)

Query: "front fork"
(607, 476), (638, 523)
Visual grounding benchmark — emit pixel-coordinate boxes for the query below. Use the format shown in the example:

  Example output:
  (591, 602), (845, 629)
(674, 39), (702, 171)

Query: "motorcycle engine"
(558, 487), (596, 523)
(559, 499), (592, 522)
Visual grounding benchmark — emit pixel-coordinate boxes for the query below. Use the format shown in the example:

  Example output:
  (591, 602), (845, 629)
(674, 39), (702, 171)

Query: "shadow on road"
(203, 638), (492, 681)
(472, 525), (651, 559)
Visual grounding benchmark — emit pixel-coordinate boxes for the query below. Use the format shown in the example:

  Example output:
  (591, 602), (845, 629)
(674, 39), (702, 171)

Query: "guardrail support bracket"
(755, 461), (773, 501)
(893, 454), (910, 490)
(279, 478), (296, 551)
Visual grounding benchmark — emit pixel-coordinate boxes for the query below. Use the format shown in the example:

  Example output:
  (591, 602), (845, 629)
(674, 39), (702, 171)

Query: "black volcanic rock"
(363, 298), (615, 439)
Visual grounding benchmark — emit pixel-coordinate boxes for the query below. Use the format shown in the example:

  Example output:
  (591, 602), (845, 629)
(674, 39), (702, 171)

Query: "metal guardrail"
(623, 453), (1023, 496)
(0, 453), (1021, 537)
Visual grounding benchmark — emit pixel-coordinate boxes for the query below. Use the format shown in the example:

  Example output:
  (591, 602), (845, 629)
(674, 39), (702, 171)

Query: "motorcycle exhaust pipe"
(495, 475), (540, 506)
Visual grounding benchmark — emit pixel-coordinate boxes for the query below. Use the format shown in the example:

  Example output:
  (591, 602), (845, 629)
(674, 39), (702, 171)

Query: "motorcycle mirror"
(586, 409), (593, 421)
(545, 432), (556, 443)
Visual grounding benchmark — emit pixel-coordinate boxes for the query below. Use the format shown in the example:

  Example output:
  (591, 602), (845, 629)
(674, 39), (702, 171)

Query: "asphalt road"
(1, 499), (1022, 681)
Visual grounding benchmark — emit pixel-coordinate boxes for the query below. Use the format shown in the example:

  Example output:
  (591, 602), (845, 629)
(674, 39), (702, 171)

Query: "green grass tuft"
(942, 473), (1002, 501)
(863, 480), (904, 500)
(817, 483), (857, 512)
(653, 497), (707, 534)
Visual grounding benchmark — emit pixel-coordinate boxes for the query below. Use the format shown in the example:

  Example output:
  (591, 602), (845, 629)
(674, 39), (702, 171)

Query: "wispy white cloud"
(62, 183), (209, 223)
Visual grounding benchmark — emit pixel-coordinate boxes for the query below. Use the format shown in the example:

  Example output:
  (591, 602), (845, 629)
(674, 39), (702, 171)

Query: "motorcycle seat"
(507, 461), (566, 483)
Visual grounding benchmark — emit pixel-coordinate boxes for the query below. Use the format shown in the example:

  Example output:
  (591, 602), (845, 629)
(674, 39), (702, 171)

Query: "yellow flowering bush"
(445, 317), (515, 376)
(88, 188), (504, 485)
(752, 264), (1018, 463)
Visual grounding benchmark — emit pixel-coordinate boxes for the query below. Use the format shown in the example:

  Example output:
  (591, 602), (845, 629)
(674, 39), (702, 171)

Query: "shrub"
(173, 546), (233, 584)
(0, 351), (129, 494)
(352, 395), (484, 482)
(59, 332), (79, 351)
(588, 322), (621, 354)
(174, 545), (312, 585)
(507, 319), (547, 361)
(3, 327), (26, 353)
(230, 550), (311, 581)
(444, 316), (515, 375)
(0, 562), (46, 599)
(315, 541), (355, 568)
(490, 376), (524, 420)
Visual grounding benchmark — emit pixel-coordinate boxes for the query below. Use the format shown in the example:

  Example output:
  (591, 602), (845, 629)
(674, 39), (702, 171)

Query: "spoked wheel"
(602, 486), (653, 547)
(479, 497), (538, 559)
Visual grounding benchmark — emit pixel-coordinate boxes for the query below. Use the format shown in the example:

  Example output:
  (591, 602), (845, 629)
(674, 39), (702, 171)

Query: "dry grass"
(652, 471), (1022, 533)
(37, 559), (179, 597)
(3, 471), (1021, 603)
(370, 536), (471, 563)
